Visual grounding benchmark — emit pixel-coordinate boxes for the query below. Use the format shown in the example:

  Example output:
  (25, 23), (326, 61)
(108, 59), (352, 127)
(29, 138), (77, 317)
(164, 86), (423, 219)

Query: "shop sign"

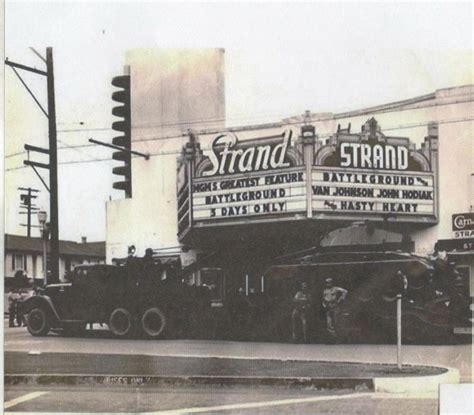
(452, 213), (474, 239)
(436, 238), (474, 252)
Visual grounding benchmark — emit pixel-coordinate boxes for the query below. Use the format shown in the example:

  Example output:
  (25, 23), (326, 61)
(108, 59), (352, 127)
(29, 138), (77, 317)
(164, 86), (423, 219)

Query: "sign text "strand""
(203, 130), (293, 176)
(340, 143), (408, 170)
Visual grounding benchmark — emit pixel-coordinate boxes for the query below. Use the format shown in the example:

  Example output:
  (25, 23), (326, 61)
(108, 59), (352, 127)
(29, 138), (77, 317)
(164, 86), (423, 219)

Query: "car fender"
(21, 295), (61, 323)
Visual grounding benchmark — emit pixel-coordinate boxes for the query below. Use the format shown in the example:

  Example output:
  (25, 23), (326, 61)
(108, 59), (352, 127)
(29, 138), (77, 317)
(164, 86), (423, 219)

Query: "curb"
(5, 374), (374, 390)
(373, 366), (460, 394)
(5, 367), (458, 393)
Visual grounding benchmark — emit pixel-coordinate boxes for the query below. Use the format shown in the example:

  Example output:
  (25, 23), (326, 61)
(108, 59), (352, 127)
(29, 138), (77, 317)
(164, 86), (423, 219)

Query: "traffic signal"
(111, 74), (132, 198)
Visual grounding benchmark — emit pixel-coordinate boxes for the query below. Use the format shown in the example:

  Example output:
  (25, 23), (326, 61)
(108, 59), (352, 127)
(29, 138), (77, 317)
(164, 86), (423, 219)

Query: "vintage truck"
(21, 260), (212, 339)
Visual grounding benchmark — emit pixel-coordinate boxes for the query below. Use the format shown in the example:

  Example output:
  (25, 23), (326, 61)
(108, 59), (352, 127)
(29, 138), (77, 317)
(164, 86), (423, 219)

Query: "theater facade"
(105, 50), (473, 313)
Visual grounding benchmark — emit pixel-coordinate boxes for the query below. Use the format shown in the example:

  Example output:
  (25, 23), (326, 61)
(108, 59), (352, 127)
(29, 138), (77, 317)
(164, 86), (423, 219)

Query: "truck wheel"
(109, 308), (134, 337)
(141, 307), (167, 338)
(26, 307), (50, 336)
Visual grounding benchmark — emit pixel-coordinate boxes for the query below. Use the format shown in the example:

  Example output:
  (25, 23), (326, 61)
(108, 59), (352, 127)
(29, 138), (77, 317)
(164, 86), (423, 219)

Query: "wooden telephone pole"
(6, 47), (59, 282)
(18, 187), (40, 237)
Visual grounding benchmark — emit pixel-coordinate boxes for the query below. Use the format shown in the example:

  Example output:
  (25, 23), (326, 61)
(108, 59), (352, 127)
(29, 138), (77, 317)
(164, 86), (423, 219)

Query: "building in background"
(4, 234), (105, 287)
(106, 48), (225, 261)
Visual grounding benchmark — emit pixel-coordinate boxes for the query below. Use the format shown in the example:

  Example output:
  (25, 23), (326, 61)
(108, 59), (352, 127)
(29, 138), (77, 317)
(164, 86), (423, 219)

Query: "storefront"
(436, 215), (474, 332)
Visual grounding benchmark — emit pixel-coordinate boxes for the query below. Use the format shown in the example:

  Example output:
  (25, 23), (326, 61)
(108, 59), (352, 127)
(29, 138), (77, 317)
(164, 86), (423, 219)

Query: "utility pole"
(5, 47), (59, 283)
(18, 187), (40, 237)
(46, 48), (59, 282)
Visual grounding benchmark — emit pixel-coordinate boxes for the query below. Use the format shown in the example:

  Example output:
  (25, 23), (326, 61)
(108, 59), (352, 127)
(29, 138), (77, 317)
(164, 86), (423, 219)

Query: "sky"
(4, 1), (473, 242)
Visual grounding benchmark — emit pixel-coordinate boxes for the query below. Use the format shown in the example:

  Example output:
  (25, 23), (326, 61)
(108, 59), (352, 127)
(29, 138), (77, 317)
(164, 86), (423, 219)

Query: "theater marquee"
(177, 118), (438, 240)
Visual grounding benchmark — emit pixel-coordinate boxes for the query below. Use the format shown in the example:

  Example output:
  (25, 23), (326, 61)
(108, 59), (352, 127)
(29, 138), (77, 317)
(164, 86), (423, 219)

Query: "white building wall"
(5, 252), (13, 276)
(106, 49), (225, 261)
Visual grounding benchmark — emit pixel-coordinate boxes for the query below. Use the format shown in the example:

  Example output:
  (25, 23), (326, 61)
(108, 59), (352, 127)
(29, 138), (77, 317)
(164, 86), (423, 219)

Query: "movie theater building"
(105, 50), (473, 304)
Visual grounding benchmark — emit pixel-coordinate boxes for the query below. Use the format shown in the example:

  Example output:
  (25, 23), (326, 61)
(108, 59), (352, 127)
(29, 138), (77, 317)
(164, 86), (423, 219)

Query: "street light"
(38, 211), (48, 286)
(38, 210), (47, 226)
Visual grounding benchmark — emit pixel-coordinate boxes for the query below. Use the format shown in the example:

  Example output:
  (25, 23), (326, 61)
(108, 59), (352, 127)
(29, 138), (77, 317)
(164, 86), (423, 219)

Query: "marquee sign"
(311, 167), (435, 215)
(193, 168), (306, 220)
(311, 118), (436, 220)
(177, 118), (438, 240)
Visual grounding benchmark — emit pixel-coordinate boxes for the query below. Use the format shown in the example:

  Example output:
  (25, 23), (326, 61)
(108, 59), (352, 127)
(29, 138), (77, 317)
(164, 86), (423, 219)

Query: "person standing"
(8, 289), (21, 327)
(142, 248), (155, 269)
(322, 278), (347, 338)
(291, 282), (312, 343)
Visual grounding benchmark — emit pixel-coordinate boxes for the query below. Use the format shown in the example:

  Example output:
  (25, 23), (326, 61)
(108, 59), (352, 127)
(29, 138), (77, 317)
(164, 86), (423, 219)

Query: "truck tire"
(141, 307), (167, 338)
(26, 307), (50, 336)
(109, 307), (134, 337)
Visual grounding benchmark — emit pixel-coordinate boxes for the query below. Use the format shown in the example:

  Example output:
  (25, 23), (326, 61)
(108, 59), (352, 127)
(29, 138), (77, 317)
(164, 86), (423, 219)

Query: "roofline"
(333, 92), (436, 119)
(4, 248), (105, 258)
(180, 84), (473, 137)
(4, 234), (105, 258)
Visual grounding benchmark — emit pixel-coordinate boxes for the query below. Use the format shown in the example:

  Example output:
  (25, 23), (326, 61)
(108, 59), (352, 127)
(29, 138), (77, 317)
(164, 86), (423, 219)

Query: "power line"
(5, 116), (474, 172)
(8, 112), (474, 160)
(6, 95), (474, 159)
(55, 110), (292, 133)
(57, 139), (103, 161)
(5, 151), (27, 159)
(53, 95), (474, 134)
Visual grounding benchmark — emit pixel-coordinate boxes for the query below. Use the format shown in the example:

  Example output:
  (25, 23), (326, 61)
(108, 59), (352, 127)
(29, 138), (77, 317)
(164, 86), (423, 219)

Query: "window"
(33, 255), (37, 278)
(13, 254), (25, 270)
(201, 268), (225, 303)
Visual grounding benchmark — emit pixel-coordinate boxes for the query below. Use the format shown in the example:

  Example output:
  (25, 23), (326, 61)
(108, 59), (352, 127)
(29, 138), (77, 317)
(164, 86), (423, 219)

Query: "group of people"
(291, 278), (348, 342)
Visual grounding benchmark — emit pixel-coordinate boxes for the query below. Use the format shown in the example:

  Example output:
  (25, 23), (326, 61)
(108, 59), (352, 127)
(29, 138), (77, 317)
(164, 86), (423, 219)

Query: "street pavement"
(4, 322), (472, 382)
(4, 384), (440, 414)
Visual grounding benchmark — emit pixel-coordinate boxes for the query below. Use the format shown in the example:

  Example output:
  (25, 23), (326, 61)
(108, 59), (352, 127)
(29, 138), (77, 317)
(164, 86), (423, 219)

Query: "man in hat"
(322, 278), (347, 338)
(143, 248), (155, 268)
(8, 288), (21, 327)
(291, 282), (312, 342)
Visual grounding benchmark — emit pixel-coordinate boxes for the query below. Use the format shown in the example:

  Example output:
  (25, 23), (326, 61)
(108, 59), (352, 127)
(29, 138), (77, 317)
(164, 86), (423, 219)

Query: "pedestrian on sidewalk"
(16, 288), (29, 327)
(322, 278), (347, 339)
(8, 289), (21, 327)
(291, 282), (312, 343)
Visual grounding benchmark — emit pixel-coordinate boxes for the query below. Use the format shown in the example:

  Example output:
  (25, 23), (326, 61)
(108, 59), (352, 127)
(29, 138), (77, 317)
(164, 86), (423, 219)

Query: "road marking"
(146, 392), (369, 414)
(4, 391), (48, 409)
